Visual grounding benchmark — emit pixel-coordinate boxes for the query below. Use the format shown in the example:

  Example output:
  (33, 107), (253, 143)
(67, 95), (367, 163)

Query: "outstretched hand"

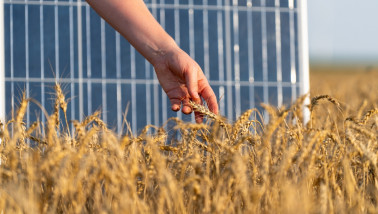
(153, 48), (219, 123)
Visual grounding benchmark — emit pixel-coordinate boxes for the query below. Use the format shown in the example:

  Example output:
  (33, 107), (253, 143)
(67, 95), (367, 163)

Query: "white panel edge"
(297, 0), (310, 124)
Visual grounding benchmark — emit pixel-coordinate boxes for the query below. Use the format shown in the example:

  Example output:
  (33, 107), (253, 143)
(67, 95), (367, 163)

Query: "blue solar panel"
(1, 0), (309, 133)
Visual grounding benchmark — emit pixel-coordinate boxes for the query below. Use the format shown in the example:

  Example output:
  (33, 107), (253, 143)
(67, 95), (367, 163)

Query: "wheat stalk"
(189, 100), (230, 137)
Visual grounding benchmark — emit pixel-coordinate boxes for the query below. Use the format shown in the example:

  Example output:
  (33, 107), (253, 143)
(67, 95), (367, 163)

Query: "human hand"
(86, 0), (218, 122)
(153, 47), (218, 123)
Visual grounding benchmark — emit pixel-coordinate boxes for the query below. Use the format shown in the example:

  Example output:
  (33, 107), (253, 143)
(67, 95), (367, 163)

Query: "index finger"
(199, 83), (218, 115)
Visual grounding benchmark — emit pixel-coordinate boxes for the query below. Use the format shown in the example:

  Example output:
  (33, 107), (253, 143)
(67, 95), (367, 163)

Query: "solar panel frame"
(297, 0), (310, 121)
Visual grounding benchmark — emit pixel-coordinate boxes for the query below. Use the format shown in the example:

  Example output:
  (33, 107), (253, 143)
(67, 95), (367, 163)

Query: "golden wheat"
(0, 71), (377, 213)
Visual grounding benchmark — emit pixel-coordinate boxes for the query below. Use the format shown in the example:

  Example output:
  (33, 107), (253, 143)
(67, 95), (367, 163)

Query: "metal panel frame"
(297, 0), (310, 122)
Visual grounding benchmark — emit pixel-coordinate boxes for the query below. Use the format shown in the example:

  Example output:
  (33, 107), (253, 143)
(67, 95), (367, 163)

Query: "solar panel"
(0, 0), (309, 133)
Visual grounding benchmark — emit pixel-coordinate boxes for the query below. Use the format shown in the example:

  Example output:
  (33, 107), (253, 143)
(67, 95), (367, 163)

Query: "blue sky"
(308, 0), (378, 64)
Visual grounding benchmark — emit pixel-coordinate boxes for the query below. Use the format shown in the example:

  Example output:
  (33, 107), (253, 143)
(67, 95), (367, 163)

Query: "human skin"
(86, 0), (218, 123)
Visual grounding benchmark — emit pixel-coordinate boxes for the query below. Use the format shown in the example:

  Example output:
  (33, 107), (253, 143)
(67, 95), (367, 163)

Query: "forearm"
(86, 0), (178, 65)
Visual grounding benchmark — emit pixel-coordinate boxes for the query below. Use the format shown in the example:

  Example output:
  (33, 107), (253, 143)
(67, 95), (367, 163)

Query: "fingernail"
(183, 106), (192, 114)
(172, 105), (179, 111)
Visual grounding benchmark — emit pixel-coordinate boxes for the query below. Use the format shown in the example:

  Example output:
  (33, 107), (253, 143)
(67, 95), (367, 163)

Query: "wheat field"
(0, 68), (377, 213)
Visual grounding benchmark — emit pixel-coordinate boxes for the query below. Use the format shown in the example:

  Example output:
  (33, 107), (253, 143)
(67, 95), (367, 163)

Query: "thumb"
(185, 67), (200, 103)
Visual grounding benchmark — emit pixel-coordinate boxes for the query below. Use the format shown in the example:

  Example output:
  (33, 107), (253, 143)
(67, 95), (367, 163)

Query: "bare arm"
(87, 0), (174, 65)
(86, 0), (218, 122)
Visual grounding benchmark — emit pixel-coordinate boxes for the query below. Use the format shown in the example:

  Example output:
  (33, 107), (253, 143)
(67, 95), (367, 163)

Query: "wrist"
(148, 38), (180, 67)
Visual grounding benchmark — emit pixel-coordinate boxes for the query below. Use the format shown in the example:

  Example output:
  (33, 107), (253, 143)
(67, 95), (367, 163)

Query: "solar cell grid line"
(188, 0), (195, 60)
(150, 0), (158, 15)
(188, 0), (195, 123)
(216, 0), (225, 115)
(3, 1), (299, 13)
(153, 73), (159, 128)
(0, 0), (4, 122)
(40, 0), (45, 124)
(202, 1), (213, 123)
(275, 0), (283, 107)
(232, 0), (241, 118)
(24, 1), (30, 126)
(10, 3), (14, 120)
(142, 2), (295, 12)
(174, 0), (182, 121)
(289, 0), (294, 10)
(77, 0), (84, 121)
(261, 0), (269, 122)
(54, 0), (59, 81)
(289, 0), (297, 102)
(6, 77), (301, 87)
(130, 46), (137, 134)
(159, 0), (168, 124)
(202, 0), (210, 79)
(224, 0), (233, 121)
(85, 4), (92, 116)
(150, 0), (159, 127)
(100, 18), (107, 123)
(246, 0), (255, 110)
(116, 32), (122, 133)
(69, 0), (75, 131)
(145, 60), (152, 127)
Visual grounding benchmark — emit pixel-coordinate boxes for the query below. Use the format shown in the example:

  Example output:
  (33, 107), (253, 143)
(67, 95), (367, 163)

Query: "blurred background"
(308, 0), (378, 66)
(308, 0), (378, 75)
(307, 0), (378, 111)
